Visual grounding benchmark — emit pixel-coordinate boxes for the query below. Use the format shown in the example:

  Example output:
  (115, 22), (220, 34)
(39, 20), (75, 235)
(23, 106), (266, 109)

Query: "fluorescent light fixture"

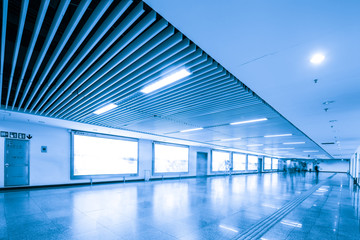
(180, 127), (203, 133)
(220, 138), (241, 142)
(93, 103), (117, 115)
(283, 142), (305, 145)
(264, 134), (292, 138)
(141, 69), (191, 94)
(219, 225), (238, 233)
(230, 118), (267, 125)
(247, 144), (263, 147)
(310, 53), (325, 64)
(264, 147), (294, 150)
(303, 150), (319, 153)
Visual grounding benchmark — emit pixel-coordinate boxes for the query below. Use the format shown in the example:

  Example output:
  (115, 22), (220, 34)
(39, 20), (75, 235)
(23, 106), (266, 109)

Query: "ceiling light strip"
(68, 44), (199, 120)
(141, 69), (191, 93)
(127, 83), (249, 116)
(283, 142), (305, 145)
(180, 128), (203, 133)
(230, 118), (268, 125)
(45, 21), (172, 117)
(128, 79), (255, 114)
(264, 134), (293, 138)
(62, 39), (192, 119)
(93, 103), (118, 115)
(51, 29), (182, 118)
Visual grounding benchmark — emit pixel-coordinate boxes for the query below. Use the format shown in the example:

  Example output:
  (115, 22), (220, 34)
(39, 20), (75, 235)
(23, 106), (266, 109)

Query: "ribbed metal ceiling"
(0, 0), (332, 159)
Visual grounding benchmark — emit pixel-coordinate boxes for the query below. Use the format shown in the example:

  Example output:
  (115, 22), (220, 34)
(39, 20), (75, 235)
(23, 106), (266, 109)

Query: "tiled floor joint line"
(233, 173), (337, 240)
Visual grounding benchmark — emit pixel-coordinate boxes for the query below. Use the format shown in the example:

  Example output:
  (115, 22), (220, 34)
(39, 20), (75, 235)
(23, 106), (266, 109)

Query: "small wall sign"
(41, 146), (47, 153)
(10, 132), (17, 138)
(18, 133), (26, 139)
(0, 131), (9, 137)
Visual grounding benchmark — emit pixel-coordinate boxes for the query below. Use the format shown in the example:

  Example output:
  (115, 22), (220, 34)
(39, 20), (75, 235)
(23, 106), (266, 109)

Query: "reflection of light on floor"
(280, 220), (302, 228)
(260, 238), (269, 240)
(317, 187), (329, 192)
(261, 203), (280, 209)
(219, 224), (238, 233)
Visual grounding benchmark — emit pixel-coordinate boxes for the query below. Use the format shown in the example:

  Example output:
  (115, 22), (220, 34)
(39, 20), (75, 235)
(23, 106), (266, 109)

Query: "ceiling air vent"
(321, 142), (335, 145)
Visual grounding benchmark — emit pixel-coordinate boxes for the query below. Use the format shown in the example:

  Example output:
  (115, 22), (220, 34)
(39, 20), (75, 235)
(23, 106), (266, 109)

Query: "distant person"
(314, 165), (319, 173)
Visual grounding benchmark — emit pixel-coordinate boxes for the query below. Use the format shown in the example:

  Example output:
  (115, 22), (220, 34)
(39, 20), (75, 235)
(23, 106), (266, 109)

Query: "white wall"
(0, 120), (207, 187)
(0, 119), (274, 188)
(317, 160), (349, 173)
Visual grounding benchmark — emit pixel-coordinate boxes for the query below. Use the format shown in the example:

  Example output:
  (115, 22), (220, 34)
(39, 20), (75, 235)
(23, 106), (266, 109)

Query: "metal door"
(5, 139), (29, 186)
(196, 152), (208, 177)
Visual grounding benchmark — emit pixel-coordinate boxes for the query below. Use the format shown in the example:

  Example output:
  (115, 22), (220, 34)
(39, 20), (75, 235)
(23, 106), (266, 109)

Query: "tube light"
(247, 144), (263, 147)
(141, 69), (191, 94)
(180, 127), (203, 133)
(93, 103), (117, 115)
(220, 138), (241, 142)
(264, 147), (294, 150)
(264, 134), (292, 138)
(230, 118), (267, 125)
(303, 150), (319, 153)
(283, 142), (305, 145)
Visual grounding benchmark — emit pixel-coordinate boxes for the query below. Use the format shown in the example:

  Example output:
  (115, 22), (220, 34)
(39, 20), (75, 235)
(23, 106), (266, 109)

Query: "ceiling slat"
(12, 0), (50, 110)
(43, 21), (171, 116)
(0, 0), (8, 104)
(5, 0), (29, 108)
(27, 0), (91, 113)
(17, 0), (71, 110)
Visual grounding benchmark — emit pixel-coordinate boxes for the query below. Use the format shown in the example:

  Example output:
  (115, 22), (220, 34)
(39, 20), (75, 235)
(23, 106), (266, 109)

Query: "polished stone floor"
(0, 172), (359, 240)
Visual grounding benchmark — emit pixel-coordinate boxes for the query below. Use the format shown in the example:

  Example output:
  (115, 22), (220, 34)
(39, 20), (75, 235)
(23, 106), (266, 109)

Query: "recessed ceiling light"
(323, 101), (335, 105)
(247, 144), (263, 147)
(230, 118), (268, 125)
(93, 103), (117, 115)
(220, 138), (241, 142)
(180, 127), (203, 133)
(141, 69), (191, 94)
(303, 150), (319, 153)
(264, 134), (292, 138)
(310, 53), (325, 64)
(283, 142), (305, 145)
(264, 147), (294, 150)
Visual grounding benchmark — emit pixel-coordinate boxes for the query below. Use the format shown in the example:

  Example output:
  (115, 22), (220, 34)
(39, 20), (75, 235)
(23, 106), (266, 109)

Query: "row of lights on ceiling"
(180, 118), (269, 133)
(94, 52), (325, 115)
(91, 53), (324, 157)
(93, 69), (191, 115)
